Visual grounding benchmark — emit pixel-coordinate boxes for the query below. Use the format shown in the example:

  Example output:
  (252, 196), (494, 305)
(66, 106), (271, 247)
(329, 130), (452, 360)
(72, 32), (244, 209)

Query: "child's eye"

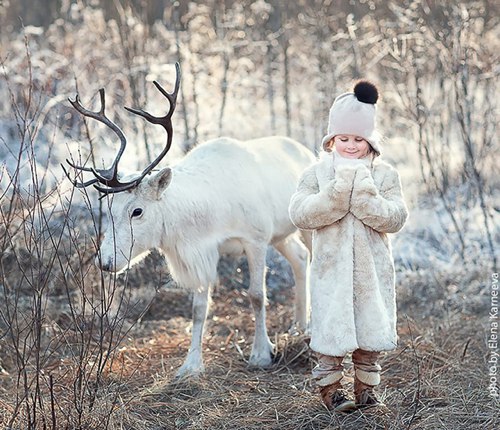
(355, 137), (364, 142)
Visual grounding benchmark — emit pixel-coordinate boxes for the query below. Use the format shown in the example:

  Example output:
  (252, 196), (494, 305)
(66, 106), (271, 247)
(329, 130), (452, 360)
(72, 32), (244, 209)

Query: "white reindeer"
(64, 64), (314, 378)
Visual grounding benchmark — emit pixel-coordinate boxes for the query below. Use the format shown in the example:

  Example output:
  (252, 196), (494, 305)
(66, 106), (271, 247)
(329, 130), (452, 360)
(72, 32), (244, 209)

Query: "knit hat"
(322, 81), (381, 156)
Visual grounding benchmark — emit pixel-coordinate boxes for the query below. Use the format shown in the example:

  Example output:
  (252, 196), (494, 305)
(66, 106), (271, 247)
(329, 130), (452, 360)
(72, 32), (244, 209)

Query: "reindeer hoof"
(248, 357), (273, 369)
(248, 343), (276, 368)
(175, 363), (205, 380)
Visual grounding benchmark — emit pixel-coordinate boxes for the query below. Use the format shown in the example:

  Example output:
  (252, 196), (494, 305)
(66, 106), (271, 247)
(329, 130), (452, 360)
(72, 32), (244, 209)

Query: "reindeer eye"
(131, 208), (143, 218)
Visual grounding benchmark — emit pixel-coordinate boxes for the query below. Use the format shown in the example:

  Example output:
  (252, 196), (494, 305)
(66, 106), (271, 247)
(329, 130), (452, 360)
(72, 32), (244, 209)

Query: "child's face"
(334, 135), (371, 159)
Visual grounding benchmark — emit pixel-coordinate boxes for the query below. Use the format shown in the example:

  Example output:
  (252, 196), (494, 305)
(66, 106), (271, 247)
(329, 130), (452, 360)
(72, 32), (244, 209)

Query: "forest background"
(0, 1), (498, 429)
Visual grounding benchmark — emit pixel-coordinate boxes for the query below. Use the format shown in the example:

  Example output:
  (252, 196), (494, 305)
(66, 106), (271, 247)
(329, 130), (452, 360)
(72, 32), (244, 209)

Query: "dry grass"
(0, 206), (497, 429)
(0, 3), (497, 426)
(1, 278), (489, 430)
(121, 289), (498, 430)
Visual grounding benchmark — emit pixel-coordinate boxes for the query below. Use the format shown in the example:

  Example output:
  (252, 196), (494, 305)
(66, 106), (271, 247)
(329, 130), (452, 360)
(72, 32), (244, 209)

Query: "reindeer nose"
(101, 261), (112, 272)
(95, 255), (113, 272)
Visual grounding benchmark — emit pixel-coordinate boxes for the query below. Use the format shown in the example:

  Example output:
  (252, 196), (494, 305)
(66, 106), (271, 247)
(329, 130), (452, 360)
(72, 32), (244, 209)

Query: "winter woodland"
(0, 1), (498, 428)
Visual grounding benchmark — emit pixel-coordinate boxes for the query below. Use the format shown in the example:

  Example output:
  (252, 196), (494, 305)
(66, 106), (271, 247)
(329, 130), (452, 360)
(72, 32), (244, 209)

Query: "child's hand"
(332, 165), (358, 192)
(352, 165), (378, 197)
(324, 166), (357, 210)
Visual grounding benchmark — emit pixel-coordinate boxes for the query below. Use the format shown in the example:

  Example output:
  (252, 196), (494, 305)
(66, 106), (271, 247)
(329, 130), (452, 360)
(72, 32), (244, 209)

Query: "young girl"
(289, 81), (408, 412)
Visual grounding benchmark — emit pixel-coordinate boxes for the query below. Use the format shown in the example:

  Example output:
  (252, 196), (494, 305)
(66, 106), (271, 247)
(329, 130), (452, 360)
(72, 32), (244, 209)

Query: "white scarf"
(332, 149), (373, 171)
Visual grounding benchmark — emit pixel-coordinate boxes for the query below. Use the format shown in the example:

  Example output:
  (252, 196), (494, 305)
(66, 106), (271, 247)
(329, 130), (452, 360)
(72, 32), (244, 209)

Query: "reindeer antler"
(64, 62), (181, 195)
(124, 62), (181, 183)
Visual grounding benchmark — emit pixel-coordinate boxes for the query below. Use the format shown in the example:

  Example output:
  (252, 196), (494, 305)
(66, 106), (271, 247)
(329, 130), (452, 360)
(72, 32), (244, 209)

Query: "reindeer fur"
(98, 136), (315, 377)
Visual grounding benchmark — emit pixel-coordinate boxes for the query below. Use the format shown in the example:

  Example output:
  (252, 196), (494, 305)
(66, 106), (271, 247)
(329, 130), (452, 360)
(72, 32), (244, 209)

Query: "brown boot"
(313, 354), (356, 413)
(354, 379), (384, 409)
(320, 383), (356, 412)
(352, 349), (385, 409)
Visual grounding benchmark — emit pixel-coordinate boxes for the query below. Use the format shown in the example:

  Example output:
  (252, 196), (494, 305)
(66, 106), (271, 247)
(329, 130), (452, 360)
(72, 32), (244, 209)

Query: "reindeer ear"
(146, 167), (172, 199)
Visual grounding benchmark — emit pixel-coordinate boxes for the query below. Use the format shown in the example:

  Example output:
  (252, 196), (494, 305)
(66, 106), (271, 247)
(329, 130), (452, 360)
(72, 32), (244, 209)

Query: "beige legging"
(312, 349), (381, 390)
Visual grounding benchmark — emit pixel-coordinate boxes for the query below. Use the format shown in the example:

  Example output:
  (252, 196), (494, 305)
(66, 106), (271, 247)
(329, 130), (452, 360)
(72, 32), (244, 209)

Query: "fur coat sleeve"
(350, 164), (408, 233)
(289, 164), (357, 230)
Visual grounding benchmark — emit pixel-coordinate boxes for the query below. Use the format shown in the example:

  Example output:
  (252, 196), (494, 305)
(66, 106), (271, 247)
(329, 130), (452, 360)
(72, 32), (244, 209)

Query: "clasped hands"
(325, 164), (378, 215)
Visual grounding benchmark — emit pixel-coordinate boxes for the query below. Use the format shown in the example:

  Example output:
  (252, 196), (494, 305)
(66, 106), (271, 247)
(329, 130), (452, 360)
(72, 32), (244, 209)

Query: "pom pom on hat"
(353, 81), (378, 104)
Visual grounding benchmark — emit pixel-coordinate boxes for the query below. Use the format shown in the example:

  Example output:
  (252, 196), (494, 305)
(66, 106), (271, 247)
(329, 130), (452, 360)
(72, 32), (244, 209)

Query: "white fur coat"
(289, 153), (408, 357)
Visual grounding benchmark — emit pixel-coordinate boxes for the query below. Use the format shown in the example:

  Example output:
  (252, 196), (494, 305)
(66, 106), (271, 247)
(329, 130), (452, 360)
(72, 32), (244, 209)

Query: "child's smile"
(334, 135), (371, 159)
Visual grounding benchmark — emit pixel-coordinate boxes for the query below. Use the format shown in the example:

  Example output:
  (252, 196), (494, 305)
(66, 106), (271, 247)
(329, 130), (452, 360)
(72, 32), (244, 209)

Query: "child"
(289, 81), (408, 412)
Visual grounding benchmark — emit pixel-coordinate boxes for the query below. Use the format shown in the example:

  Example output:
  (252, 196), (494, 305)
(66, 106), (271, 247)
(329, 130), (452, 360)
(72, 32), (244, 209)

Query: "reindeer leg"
(275, 234), (310, 333)
(243, 242), (275, 367)
(176, 285), (211, 379)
